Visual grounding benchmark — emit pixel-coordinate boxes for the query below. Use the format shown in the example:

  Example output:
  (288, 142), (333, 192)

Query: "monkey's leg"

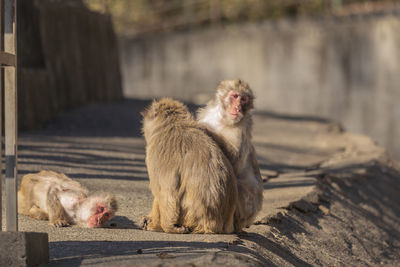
(28, 205), (49, 221)
(222, 207), (236, 234)
(158, 191), (189, 234)
(17, 192), (31, 216)
(192, 216), (220, 234)
(47, 188), (70, 227)
(142, 198), (162, 232)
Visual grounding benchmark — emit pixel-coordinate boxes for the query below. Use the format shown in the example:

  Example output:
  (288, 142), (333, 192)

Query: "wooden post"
(0, 0), (3, 231)
(0, 2), (48, 264)
(3, 0), (18, 232)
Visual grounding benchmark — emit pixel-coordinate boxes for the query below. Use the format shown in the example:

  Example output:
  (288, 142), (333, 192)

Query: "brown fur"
(141, 98), (238, 234)
(18, 170), (118, 228)
(197, 79), (263, 230)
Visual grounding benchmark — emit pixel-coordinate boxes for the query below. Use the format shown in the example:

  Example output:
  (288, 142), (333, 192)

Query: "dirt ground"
(3, 99), (400, 266)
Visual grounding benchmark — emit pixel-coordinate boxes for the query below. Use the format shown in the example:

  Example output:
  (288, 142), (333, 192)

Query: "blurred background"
(19, 0), (400, 159)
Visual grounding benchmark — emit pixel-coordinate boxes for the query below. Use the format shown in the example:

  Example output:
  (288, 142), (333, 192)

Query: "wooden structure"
(0, 0), (18, 231)
(18, 1), (123, 131)
(0, 1), (50, 264)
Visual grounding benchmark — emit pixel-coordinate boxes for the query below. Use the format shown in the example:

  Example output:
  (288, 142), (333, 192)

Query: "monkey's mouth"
(229, 111), (242, 119)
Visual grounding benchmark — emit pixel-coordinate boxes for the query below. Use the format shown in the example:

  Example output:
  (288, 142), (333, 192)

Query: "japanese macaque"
(18, 170), (118, 228)
(197, 79), (263, 229)
(141, 98), (238, 234)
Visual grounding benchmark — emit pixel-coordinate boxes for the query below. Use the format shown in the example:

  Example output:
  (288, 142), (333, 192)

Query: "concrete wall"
(121, 11), (400, 159)
(18, 0), (123, 130)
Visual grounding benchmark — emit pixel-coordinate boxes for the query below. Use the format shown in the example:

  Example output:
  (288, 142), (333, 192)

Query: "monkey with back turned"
(141, 98), (238, 234)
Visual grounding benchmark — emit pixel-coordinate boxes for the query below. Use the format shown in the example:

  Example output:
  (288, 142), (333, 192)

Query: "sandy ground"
(2, 99), (400, 266)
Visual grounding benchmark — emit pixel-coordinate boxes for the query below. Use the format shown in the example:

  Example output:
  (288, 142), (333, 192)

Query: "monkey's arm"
(250, 145), (262, 183)
(46, 187), (70, 227)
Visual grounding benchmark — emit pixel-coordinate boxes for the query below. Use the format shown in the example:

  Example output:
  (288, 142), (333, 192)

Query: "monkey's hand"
(140, 215), (151, 230)
(171, 224), (190, 234)
(51, 219), (70, 227)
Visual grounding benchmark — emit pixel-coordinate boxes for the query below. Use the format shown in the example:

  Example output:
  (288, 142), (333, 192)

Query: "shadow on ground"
(19, 98), (337, 181)
(26, 99), (201, 138)
(48, 236), (311, 267)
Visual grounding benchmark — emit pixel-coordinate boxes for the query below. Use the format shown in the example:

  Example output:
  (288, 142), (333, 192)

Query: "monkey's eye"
(241, 96), (248, 103)
(233, 94), (239, 99)
(104, 212), (109, 217)
(99, 206), (104, 213)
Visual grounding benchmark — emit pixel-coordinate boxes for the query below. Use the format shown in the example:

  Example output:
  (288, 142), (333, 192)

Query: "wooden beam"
(0, 51), (16, 66)
(0, 0), (4, 231)
(4, 0), (18, 232)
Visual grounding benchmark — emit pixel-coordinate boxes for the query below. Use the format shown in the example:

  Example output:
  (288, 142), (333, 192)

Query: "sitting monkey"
(141, 98), (238, 234)
(197, 79), (263, 229)
(18, 170), (117, 228)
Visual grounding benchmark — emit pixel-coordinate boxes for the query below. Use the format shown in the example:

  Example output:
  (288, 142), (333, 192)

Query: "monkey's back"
(18, 171), (88, 215)
(145, 120), (237, 233)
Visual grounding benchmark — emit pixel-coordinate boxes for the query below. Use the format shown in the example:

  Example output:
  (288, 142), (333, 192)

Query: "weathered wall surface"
(121, 11), (400, 158)
(18, 0), (123, 130)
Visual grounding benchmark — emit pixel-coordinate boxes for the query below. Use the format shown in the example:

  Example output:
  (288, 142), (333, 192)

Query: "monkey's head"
(142, 98), (194, 135)
(78, 193), (118, 228)
(216, 79), (254, 124)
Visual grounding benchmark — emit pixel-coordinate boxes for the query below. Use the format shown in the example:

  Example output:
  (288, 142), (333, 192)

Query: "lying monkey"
(18, 170), (117, 228)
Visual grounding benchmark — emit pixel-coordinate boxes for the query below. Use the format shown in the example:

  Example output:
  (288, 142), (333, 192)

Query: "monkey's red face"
(87, 204), (113, 228)
(227, 91), (249, 121)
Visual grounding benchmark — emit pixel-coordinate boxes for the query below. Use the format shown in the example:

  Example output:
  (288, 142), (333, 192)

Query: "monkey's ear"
(141, 102), (155, 118)
(105, 194), (118, 212)
(142, 99), (160, 118)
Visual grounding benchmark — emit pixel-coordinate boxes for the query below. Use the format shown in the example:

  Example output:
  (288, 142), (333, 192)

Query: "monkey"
(197, 79), (263, 230)
(141, 98), (238, 234)
(18, 170), (118, 228)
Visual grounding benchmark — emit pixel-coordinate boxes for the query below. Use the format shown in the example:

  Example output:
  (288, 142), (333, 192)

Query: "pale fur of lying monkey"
(18, 170), (117, 228)
(141, 98), (238, 234)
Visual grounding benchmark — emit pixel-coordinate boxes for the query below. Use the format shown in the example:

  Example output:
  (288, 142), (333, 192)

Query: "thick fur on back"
(142, 98), (238, 233)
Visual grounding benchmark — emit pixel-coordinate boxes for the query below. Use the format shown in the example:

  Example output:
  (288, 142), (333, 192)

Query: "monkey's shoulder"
(58, 190), (84, 212)
(156, 124), (210, 140)
(21, 171), (89, 199)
